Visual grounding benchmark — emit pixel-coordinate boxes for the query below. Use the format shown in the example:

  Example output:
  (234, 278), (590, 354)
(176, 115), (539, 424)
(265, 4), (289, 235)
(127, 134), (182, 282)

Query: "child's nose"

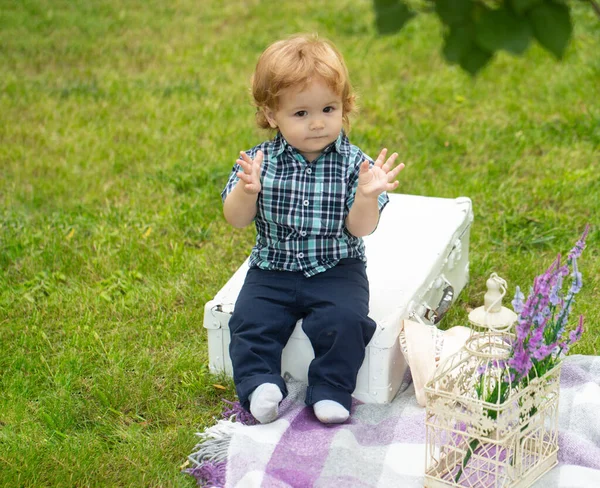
(310, 119), (325, 130)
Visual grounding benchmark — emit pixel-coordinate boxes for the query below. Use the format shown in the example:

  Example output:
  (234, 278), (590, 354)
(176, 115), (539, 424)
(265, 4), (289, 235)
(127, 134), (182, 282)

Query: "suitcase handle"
(423, 279), (454, 324)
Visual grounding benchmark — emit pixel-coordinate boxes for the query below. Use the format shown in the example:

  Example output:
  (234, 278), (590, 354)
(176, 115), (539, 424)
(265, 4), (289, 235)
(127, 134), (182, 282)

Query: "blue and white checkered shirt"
(222, 131), (389, 277)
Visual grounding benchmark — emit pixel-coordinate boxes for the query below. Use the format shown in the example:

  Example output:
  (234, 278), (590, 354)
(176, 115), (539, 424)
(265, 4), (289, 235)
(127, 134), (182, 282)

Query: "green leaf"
(510, 0), (543, 15)
(528, 1), (572, 59)
(459, 45), (494, 76)
(373, 0), (415, 35)
(476, 6), (532, 55)
(443, 24), (475, 64)
(435, 0), (473, 26)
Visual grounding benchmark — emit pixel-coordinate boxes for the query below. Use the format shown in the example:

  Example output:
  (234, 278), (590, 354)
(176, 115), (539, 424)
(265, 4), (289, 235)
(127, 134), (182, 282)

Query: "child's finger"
(387, 180), (400, 191)
(375, 148), (388, 167)
(236, 171), (248, 182)
(253, 152), (263, 177)
(382, 153), (398, 172)
(237, 159), (251, 174)
(239, 151), (255, 169)
(388, 162), (405, 180)
(358, 160), (375, 186)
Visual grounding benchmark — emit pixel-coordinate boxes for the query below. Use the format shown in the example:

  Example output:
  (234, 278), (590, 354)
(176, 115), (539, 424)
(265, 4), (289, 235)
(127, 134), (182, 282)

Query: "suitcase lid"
(364, 193), (472, 323)
(212, 193), (472, 323)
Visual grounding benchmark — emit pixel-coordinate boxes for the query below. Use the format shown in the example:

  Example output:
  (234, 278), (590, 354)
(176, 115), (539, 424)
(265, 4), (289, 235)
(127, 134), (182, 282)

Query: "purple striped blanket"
(186, 354), (600, 487)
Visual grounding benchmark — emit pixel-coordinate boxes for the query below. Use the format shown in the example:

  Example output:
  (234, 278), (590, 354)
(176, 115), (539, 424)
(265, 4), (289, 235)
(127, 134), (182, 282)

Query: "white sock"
(313, 400), (350, 424)
(249, 383), (283, 424)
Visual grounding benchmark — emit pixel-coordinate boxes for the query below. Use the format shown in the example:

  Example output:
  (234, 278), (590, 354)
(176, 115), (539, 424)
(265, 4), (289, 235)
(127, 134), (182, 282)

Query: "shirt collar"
(272, 132), (287, 157)
(333, 131), (351, 158)
(271, 130), (351, 159)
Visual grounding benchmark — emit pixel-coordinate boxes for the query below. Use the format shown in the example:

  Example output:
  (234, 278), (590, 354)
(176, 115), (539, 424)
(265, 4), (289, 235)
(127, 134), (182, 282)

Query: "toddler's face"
(265, 77), (343, 162)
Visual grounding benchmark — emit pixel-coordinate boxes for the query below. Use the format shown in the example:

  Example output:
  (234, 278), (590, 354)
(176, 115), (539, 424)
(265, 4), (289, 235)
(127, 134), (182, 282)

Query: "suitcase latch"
(422, 277), (454, 325)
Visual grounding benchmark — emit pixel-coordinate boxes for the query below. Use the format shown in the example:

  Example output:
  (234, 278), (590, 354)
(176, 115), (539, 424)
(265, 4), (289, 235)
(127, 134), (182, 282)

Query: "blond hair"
(251, 34), (356, 131)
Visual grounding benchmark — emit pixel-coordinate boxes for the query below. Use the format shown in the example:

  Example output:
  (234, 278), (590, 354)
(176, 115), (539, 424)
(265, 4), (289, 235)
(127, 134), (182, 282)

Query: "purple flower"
(532, 343), (555, 361)
(512, 286), (525, 314)
(508, 342), (533, 378)
(533, 312), (547, 328)
(568, 316), (584, 345)
(492, 359), (506, 369)
(515, 317), (532, 341)
(529, 323), (545, 349)
(570, 272), (582, 294)
(506, 226), (589, 385)
(549, 275), (562, 306)
(558, 340), (570, 355)
(567, 224), (590, 263)
(569, 259), (583, 295)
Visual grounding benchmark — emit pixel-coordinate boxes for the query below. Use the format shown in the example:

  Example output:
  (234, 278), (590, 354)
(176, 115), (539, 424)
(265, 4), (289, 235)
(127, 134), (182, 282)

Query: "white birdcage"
(424, 274), (561, 488)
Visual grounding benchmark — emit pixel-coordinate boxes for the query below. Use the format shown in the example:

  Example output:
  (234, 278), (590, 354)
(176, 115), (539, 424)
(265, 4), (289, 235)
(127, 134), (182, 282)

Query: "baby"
(221, 34), (404, 424)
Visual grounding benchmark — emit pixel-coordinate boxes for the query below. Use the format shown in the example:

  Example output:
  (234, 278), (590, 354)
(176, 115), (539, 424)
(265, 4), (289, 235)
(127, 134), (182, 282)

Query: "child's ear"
(264, 108), (278, 129)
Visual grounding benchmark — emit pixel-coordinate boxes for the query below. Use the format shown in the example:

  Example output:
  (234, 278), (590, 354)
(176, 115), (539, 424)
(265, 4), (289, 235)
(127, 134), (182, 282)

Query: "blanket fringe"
(185, 459), (226, 488)
(185, 419), (238, 487)
(188, 418), (238, 465)
(186, 398), (256, 488)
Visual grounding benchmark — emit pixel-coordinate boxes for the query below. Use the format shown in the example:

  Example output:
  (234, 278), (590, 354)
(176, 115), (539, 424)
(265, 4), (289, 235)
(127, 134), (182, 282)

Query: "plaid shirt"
(222, 131), (389, 277)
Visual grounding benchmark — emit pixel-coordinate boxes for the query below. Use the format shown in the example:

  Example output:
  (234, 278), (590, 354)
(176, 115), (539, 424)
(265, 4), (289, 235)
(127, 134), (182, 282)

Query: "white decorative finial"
(468, 273), (517, 332)
(484, 273), (503, 312)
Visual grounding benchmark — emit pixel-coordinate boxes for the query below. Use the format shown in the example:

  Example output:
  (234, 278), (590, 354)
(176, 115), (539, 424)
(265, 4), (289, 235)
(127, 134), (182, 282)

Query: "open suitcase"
(204, 193), (473, 404)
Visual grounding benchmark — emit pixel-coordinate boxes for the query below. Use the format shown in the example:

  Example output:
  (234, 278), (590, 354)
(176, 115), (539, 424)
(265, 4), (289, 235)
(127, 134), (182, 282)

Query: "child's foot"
(313, 400), (350, 424)
(249, 383), (283, 424)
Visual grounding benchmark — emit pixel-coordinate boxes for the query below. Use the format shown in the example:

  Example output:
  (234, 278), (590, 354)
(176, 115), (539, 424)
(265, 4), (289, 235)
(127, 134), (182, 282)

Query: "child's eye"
(294, 111), (307, 117)
(323, 106), (335, 113)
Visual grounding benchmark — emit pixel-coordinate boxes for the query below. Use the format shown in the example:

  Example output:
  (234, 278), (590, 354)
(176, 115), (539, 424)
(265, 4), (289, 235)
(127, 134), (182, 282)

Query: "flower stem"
(455, 438), (480, 482)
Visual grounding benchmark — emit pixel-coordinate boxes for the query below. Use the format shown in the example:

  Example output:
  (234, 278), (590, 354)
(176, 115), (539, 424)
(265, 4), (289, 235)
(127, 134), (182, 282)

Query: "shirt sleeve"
(221, 162), (242, 203)
(345, 154), (390, 216)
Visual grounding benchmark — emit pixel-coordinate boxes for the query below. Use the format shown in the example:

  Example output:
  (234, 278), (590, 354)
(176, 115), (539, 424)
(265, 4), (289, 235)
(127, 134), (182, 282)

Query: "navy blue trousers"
(228, 258), (376, 412)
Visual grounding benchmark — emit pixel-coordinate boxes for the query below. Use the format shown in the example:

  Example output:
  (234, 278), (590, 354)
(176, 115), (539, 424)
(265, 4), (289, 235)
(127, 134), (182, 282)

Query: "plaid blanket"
(186, 354), (600, 487)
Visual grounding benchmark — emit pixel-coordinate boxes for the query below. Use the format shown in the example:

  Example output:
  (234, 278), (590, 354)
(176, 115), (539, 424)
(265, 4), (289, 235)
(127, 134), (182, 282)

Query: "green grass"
(1, 0), (598, 485)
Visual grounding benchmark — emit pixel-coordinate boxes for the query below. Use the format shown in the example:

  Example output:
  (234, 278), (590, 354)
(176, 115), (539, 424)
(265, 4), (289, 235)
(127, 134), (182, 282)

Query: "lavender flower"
(477, 359), (507, 376)
(508, 226), (589, 384)
(567, 224), (590, 263)
(569, 316), (584, 344)
(569, 259), (582, 295)
(532, 343), (555, 362)
(508, 342), (532, 378)
(511, 286), (525, 314)
(447, 228), (587, 482)
(549, 275), (562, 306)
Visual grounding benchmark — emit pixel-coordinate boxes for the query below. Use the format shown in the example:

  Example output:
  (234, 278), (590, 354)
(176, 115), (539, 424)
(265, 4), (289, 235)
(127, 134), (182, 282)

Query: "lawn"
(0, 0), (598, 486)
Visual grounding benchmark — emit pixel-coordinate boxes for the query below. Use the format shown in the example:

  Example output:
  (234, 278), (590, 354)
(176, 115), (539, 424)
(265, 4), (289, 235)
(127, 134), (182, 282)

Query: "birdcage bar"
(424, 342), (561, 488)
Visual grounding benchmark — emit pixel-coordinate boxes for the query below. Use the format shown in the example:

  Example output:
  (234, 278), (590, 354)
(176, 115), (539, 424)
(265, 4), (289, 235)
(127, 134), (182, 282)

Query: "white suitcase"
(204, 193), (473, 404)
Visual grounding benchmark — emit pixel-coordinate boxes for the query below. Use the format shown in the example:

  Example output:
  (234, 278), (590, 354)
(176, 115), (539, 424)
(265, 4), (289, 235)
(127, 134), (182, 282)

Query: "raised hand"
(236, 150), (263, 194)
(357, 148), (405, 198)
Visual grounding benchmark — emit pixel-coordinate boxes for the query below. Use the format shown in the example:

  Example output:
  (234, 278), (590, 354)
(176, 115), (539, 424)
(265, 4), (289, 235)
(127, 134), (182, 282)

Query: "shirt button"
(297, 252), (304, 258)
(306, 168), (312, 174)
(303, 200), (309, 206)
(300, 231), (307, 237)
